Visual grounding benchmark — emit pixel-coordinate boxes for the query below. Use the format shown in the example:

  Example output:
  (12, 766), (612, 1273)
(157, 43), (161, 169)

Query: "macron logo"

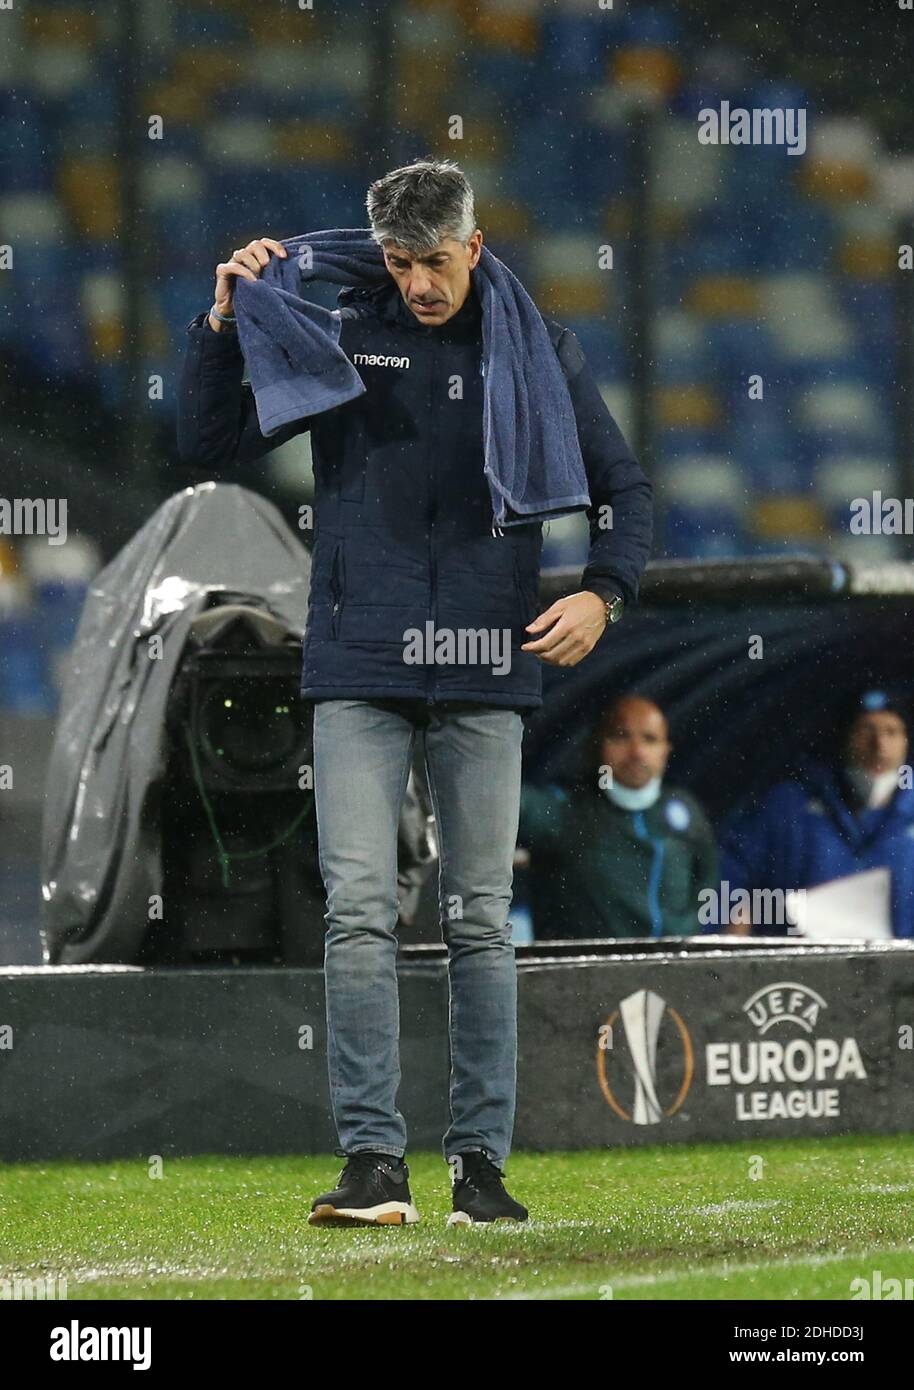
(352, 353), (411, 369)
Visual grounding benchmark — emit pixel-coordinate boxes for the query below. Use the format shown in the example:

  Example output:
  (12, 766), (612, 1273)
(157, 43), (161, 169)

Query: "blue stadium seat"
(540, 10), (621, 80)
(159, 273), (210, 340)
(0, 92), (56, 192)
(563, 320), (626, 375)
(617, 5), (681, 45)
(0, 615), (56, 715)
(814, 454), (895, 533)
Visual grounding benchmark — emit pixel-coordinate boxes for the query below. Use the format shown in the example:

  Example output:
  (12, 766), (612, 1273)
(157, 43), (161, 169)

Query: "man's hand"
(520, 590), (609, 667)
(209, 237), (288, 331)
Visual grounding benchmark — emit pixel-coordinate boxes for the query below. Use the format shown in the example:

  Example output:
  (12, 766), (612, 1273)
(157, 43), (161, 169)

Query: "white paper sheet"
(786, 867), (893, 940)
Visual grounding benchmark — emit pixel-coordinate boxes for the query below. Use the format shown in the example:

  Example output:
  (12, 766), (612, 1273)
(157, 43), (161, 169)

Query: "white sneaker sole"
(308, 1200), (420, 1227)
(446, 1210), (527, 1226)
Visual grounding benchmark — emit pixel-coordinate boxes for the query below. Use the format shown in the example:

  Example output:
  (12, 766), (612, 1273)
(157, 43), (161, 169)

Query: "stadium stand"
(2, 0), (913, 715)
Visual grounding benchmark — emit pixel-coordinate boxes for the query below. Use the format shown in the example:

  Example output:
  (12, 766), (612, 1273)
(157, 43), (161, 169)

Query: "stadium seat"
(658, 454), (749, 558)
(814, 455), (897, 534)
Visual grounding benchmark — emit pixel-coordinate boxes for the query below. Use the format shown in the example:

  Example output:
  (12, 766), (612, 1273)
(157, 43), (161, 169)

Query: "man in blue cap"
(720, 688), (914, 937)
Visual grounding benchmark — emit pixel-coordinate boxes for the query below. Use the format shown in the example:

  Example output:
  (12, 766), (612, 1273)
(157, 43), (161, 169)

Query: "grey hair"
(366, 158), (476, 256)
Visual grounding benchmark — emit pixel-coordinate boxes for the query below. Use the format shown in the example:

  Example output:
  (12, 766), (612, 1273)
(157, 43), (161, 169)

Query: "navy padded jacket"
(177, 277), (653, 710)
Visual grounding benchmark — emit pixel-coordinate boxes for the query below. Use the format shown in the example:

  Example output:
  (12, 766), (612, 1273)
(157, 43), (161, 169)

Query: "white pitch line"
(492, 1243), (914, 1299)
(685, 1199), (783, 1216)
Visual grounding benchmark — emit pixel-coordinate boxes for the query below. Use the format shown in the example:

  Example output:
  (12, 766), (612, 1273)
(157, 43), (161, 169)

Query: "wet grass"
(2, 1135), (913, 1300)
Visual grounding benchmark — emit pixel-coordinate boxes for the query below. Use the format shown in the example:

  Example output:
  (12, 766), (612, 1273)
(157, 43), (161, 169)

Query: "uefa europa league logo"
(597, 988), (694, 1124)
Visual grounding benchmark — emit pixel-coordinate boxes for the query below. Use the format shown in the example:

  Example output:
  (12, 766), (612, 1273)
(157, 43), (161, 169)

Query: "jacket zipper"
(330, 540), (344, 639)
(632, 810), (666, 938)
(482, 354), (504, 537)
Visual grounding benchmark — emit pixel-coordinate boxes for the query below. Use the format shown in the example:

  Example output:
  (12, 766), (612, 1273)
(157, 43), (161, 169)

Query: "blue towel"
(232, 227), (591, 528)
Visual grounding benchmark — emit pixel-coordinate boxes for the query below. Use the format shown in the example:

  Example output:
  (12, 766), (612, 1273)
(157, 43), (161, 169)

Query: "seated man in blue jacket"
(720, 688), (914, 937)
(176, 158), (652, 1226)
(518, 694), (718, 938)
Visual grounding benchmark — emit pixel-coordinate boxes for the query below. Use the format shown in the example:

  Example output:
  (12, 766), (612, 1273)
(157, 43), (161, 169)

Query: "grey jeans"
(312, 697), (524, 1167)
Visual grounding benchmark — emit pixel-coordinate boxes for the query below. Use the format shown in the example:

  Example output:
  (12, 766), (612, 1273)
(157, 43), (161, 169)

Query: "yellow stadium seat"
(800, 160), (872, 203)
(143, 76), (212, 125)
(657, 386), (721, 430)
(837, 236), (896, 279)
(752, 498), (828, 540)
(87, 318), (125, 363)
(172, 48), (244, 92)
(466, 9), (538, 53)
(273, 121), (355, 163)
(24, 8), (98, 43)
(57, 157), (120, 239)
(611, 46), (680, 101)
(535, 277), (612, 318)
(481, 200), (532, 241)
(0, 540), (20, 583)
(685, 274), (762, 318)
(396, 56), (457, 127)
(597, 202), (635, 243)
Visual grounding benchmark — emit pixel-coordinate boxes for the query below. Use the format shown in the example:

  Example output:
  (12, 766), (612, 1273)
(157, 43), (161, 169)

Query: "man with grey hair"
(178, 157), (652, 1225)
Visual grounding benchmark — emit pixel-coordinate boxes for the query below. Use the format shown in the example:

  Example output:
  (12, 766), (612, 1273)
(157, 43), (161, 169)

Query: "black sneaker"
(447, 1150), (528, 1225)
(308, 1150), (420, 1226)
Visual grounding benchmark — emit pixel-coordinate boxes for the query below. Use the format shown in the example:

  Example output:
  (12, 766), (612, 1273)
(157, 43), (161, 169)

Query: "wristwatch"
(596, 590), (624, 625)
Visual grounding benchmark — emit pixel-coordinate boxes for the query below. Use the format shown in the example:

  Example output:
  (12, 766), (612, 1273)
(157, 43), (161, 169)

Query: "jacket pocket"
(329, 540), (345, 638)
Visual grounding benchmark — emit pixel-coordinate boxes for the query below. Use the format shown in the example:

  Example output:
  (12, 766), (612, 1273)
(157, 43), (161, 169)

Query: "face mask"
(844, 764), (900, 810)
(602, 774), (662, 812)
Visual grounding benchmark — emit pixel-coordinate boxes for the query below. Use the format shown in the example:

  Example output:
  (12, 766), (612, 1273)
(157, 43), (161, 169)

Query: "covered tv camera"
(153, 601), (321, 965)
(40, 483), (437, 965)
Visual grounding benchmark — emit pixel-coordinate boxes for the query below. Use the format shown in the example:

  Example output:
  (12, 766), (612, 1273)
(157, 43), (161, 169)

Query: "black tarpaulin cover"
(40, 483), (311, 964)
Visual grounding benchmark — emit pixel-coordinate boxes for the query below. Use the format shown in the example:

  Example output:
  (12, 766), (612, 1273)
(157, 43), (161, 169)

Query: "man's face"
(846, 710), (908, 775)
(382, 230), (483, 326)
(598, 698), (672, 790)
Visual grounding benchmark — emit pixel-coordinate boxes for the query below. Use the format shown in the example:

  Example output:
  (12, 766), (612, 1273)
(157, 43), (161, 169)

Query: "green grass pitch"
(3, 1134), (913, 1300)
